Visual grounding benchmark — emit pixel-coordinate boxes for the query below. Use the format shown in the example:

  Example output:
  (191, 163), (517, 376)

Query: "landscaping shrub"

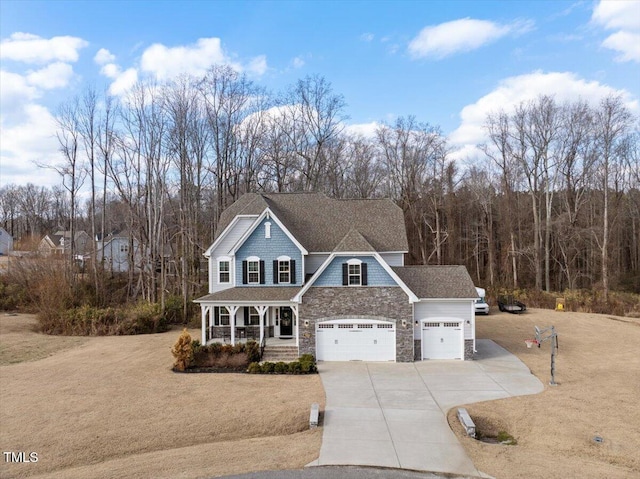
(244, 355), (318, 375)
(274, 361), (288, 374)
(261, 361), (276, 374)
(288, 361), (302, 374)
(247, 362), (262, 374)
(187, 340), (260, 371)
(171, 329), (193, 371)
(299, 354), (318, 373)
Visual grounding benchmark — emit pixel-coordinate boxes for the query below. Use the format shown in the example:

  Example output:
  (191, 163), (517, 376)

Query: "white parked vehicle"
(474, 287), (489, 315)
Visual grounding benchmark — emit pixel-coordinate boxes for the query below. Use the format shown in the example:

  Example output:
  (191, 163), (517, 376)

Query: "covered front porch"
(199, 303), (299, 346)
(194, 286), (302, 348)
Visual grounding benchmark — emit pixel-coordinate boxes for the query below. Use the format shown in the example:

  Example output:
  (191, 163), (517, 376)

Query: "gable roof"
(216, 193), (408, 253)
(333, 229), (375, 252)
(230, 207), (308, 256)
(392, 265), (478, 299)
(293, 252), (419, 303)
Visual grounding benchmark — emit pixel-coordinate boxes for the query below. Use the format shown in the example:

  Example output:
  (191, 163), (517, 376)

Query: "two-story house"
(195, 192), (478, 362)
(96, 232), (142, 273)
(39, 230), (91, 259)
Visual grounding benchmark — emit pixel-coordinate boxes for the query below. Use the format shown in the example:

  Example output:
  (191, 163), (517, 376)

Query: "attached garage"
(421, 319), (464, 360)
(316, 319), (396, 361)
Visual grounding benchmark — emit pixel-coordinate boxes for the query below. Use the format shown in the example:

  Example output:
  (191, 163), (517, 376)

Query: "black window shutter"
(242, 261), (248, 284)
(273, 260), (279, 284)
(342, 263), (348, 285)
(214, 307), (219, 325)
(290, 260), (296, 284)
(362, 263), (368, 285)
(259, 260), (265, 284)
(244, 307), (248, 326)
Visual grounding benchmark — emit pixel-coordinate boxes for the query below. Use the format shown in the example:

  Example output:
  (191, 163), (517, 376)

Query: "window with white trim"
(348, 263), (361, 285)
(215, 307), (230, 326)
(120, 243), (129, 253)
(247, 307), (260, 325)
(279, 260), (290, 283)
(218, 260), (230, 283)
(247, 260), (259, 284)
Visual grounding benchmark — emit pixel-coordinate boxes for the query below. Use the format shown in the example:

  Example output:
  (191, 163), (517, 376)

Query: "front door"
(280, 307), (293, 336)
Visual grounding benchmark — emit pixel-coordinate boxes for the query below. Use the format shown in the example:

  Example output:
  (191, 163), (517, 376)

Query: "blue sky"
(1, 0), (639, 188)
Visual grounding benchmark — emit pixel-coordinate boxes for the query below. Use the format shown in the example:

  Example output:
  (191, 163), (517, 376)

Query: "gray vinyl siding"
(413, 300), (474, 339)
(379, 252), (404, 267)
(208, 217), (255, 294)
(217, 217), (256, 255)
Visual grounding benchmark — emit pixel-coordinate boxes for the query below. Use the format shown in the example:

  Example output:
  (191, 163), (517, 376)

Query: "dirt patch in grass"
(0, 314), (86, 365)
(0, 316), (325, 478)
(448, 308), (640, 479)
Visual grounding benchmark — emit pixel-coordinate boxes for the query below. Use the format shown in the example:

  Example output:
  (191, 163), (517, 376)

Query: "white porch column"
(228, 306), (239, 345)
(256, 305), (268, 344)
(292, 305), (299, 348)
(201, 305), (207, 344)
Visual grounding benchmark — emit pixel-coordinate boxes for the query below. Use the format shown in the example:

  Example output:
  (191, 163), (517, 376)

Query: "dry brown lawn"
(448, 308), (640, 479)
(3, 308), (639, 479)
(0, 315), (324, 479)
(0, 314), (86, 365)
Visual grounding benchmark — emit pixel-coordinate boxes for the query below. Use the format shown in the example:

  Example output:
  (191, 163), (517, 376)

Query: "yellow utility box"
(555, 298), (565, 311)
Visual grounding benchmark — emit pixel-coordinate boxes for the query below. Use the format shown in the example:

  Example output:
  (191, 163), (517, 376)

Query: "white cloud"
(101, 63), (121, 79)
(0, 70), (39, 116)
(95, 54), (138, 96)
(1, 63), (73, 122)
(291, 56), (305, 69)
(592, 0), (640, 63)
(601, 31), (640, 62)
(448, 71), (637, 160)
(140, 37), (267, 80)
(141, 37), (228, 80)
(26, 62), (74, 90)
(0, 103), (61, 188)
(246, 55), (267, 75)
(408, 18), (533, 59)
(344, 121), (380, 139)
(108, 68), (138, 96)
(94, 48), (116, 65)
(0, 32), (88, 64)
(592, 0), (640, 30)
(360, 33), (374, 42)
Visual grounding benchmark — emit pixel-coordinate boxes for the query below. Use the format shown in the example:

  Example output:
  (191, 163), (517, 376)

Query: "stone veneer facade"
(299, 286), (414, 362)
(464, 339), (474, 360)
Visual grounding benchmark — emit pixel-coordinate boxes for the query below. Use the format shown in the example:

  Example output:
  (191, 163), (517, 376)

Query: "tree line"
(1, 67), (638, 313)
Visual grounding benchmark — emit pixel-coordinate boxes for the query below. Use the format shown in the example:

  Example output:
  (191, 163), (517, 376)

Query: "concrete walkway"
(312, 340), (543, 477)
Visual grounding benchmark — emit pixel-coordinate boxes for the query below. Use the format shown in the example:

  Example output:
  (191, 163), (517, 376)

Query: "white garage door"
(421, 320), (463, 360)
(316, 320), (395, 361)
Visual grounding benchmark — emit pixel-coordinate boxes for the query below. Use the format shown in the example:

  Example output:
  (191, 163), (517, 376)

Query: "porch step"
(261, 346), (299, 363)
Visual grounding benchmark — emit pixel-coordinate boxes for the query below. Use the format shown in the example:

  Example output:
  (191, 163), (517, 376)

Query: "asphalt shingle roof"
(215, 192), (408, 253)
(333, 228), (376, 252)
(392, 265), (478, 299)
(194, 287), (300, 302)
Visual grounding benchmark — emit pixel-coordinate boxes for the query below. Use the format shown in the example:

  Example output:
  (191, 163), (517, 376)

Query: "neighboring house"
(38, 230), (91, 258)
(195, 193), (478, 362)
(0, 227), (13, 255)
(96, 232), (141, 273)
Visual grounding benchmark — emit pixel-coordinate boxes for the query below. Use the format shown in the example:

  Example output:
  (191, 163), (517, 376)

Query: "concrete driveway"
(312, 340), (543, 477)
